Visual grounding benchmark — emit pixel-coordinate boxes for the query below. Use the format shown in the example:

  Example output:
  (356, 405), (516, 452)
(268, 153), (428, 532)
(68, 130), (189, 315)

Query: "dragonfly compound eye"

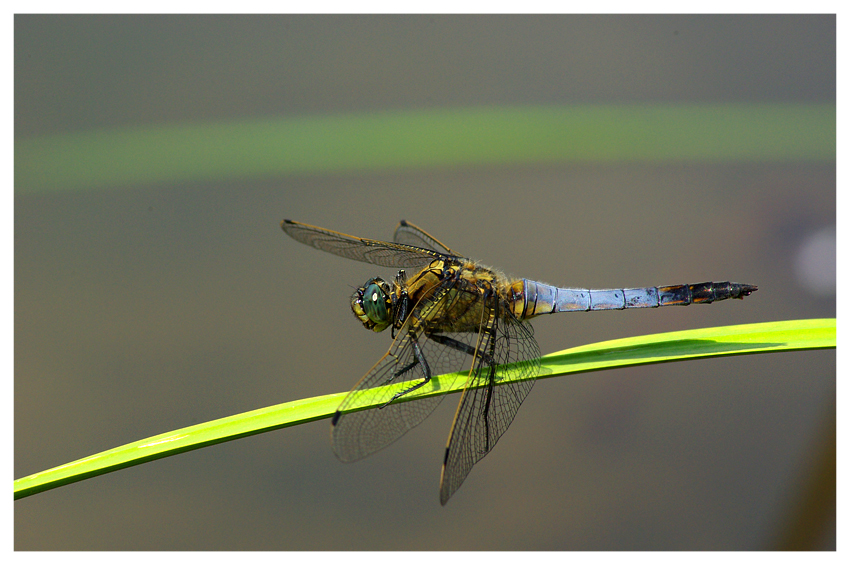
(363, 282), (390, 325)
(351, 278), (393, 332)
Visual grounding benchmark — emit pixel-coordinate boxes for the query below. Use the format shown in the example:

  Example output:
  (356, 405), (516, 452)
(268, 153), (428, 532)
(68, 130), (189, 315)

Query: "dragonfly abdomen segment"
(511, 280), (757, 318)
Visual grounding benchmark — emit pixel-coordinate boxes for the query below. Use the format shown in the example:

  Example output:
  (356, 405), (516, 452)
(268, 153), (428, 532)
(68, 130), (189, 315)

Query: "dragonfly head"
(351, 277), (394, 332)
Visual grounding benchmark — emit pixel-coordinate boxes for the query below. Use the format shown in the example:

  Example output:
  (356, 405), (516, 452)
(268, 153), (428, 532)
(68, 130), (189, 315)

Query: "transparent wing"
(439, 300), (540, 505)
(281, 219), (447, 270)
(332, 281), (480, 462)
(393, 220), (460, 257)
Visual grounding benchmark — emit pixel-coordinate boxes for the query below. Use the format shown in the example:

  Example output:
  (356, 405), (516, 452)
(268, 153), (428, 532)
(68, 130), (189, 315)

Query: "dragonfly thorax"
(351, 277), (396, 332)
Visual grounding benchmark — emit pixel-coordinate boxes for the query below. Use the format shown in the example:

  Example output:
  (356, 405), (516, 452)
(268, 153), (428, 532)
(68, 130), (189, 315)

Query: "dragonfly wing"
(393, 220), (460, 257)
(439, 301), (540, 505)
(332, 282), (476, 462)
(282, 219), (443, 269)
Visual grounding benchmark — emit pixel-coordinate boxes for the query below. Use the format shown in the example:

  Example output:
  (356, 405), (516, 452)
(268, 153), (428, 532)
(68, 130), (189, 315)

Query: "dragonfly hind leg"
(428, 333), (496, 366)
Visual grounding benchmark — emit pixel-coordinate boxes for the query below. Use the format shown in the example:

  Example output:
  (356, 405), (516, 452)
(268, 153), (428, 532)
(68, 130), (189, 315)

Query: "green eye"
(362, 282), (389, 324)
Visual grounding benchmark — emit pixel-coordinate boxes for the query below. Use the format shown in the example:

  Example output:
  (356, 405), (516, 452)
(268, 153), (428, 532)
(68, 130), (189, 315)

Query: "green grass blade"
(15, 103), (835, 194)
(14, 319), (834, 500)
(537, 318), (835, 377)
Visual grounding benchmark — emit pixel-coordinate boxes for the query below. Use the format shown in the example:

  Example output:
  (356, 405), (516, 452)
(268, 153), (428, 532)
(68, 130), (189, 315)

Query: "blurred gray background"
(15, 15), (835, 550)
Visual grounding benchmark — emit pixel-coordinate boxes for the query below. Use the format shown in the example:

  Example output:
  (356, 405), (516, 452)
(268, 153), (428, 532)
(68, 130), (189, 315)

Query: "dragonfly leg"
(479, 332), (499, 453)
(392, 290), (412, 340)
(430, 329), (501, 452)
(391, 270), (411, 340)
(429, 334), (496, 366)
(480, 300), (501, 452)
(380, 336), (432, 408)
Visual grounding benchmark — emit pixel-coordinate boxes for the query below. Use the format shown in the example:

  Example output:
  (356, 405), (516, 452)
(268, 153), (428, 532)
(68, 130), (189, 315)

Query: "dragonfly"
(281, 219), (757, 505)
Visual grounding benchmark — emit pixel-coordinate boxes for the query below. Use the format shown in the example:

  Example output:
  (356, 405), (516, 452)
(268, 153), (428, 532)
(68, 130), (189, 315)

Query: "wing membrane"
(439, 300), (540, 505)
(393, 220), (460, 257)
(282, 219), (446, 269)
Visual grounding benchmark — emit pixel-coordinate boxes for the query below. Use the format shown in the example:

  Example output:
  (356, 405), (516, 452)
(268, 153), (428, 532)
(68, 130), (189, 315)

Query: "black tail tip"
(737, 284), (758, 298)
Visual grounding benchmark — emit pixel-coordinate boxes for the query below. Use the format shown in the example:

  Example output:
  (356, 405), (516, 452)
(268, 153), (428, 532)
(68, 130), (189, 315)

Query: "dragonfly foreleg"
(380, 335), (432, 408)
(391, 270), (411, 340)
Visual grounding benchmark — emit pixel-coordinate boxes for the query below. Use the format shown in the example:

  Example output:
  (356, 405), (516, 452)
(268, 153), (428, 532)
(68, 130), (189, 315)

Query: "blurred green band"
(15, 104), (835, 194)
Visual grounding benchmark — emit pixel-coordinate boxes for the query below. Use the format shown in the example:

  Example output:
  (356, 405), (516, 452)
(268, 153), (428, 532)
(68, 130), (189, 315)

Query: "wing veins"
(282, 219), (451, 269)
(439, 296), (540, 505)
